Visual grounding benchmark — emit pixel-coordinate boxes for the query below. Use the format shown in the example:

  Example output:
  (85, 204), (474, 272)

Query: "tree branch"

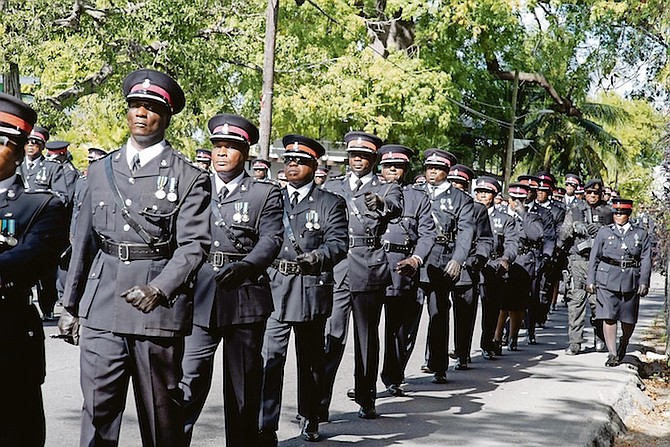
(45, 63), (114, 110)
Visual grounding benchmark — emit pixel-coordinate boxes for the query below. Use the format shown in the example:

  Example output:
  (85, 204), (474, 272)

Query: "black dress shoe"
(432, 373), (447, 384)
(357, 406), (379, 419)
(605, 354), (620, 367)
(387, 384), (405, 397)
(617, 342), (628, 362)
(481, 349), (495, 360)
(454, 358), (469, 370)
(300, 418), (320, 442)
(508, 337), (518, 351)
(257, 429), (278, 447)
(493, 340), (503, 356)
(346, 388), (355, 399)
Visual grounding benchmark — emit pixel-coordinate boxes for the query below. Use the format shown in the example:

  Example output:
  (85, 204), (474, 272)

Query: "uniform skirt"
(595, 288), (639, 325)
(500, 263), (532, 311)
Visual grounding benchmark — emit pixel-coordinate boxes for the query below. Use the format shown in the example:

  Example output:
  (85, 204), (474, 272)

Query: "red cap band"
(286, 142), (318, 158)
(0, 111), (32, 134)
(130, 83), (173, 109)
(213, 124), (250, 142)
(381, 152), (410, 162)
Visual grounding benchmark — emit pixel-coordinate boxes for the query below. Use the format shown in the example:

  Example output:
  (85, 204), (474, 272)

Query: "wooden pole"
(258, 0), (279, 160)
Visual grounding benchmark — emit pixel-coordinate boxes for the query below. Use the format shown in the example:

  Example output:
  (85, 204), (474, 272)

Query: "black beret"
(448, 164), (474, 183)
(424, 148), (457, 169)
(0, 92), (37, 139)
(378, 144), (414, 164)
(123, 69), (185, 114)
(344, 131), (382, 153)
(584, 179), (603, 191)
(208, 113), (259, 145)
(282, 134), (326, 159)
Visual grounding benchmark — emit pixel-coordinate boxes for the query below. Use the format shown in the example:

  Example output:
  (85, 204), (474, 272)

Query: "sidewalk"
(41, 273), (665, 446)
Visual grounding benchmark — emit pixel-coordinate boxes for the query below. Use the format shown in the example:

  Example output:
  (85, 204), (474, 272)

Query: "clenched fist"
(121, 284), (167, 313)
(364, 192), (384, 211)
(296, 250), (324, 275)
(396, 256), (420, 277)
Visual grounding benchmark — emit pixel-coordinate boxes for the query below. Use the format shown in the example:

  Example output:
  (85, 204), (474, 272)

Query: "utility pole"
(503, 70), (519, 195)
(258, 0), (279, 160)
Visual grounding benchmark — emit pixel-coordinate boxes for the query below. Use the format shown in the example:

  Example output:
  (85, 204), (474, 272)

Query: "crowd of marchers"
(0, 68), (652, 447)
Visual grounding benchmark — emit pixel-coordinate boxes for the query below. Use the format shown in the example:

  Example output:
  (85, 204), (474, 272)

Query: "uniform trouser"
(526, 265), (542, 337)
(422, 270), (454, 374)
(351, 290), (384, 409)
(566, 256), (601, 344)
(452, 284), (478, 361)
(260, 317), (326, 431)
(79, 326), (185, 447)
(381, 289), (422, 387)
(480, 267), (502, 351)
(0, 382), (44, 446)
(320, 267), (351, 412)
(37, 267), (59, 316)
(181, 322), (266, 447)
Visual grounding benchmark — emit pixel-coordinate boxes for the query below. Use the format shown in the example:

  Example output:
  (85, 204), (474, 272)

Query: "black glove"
(396, 256), (420, 277)
(120, 284), (167, 313)
(364, 192), (384, 211)
(540, 254), (553, 272)
(215, 261), (255, 291)
(467, 255), (486, 271)
(586, 223), (600, 237)
(296, 250), (324, 275)
(637, 284), (649, 297)
(55, 309), (80, 346)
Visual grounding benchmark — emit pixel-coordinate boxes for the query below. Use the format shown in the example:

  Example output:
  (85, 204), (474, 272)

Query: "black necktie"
(219, 187), (228, 201)
(130, 154), (141, 174)
(28, 162), (34, 171)
(291, 191), (299, 208)
(353, 178), (363, 193)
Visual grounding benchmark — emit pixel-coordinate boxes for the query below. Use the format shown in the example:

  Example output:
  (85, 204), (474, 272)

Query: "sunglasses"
(26, 138), (42, 146)
(283, 156), (312, 165)
(585, 189), (601, 195)
(566, 182), (579, 187)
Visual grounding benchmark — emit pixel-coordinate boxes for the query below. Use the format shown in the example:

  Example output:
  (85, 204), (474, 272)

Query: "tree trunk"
(4, 62), (21, 98)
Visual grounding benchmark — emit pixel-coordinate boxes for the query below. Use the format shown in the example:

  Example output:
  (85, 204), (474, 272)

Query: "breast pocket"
(79, 257), (105, 319)
(595, 262), (611, 286)
(91, 201), (116, 232)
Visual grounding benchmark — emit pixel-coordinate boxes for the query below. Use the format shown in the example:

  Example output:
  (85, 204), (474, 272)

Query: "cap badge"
(222, 123), (229, 134)
(142, 79), (151, 88)
(357, 137), (362, 145)
(293, 141), (299, 150)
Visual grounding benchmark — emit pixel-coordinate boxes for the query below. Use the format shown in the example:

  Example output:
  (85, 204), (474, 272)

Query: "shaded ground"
(613, 313), (670, 447)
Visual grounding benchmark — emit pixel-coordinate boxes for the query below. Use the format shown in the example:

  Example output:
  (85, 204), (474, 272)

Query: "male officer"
(474, 177), (518, 359)
(194, 148), (211, 170)
(418, 150), (475, 383)
(60, 69), (211, 447)
(320, 131), (403, 419)
(258, 135), (348, 444)
(563, 173), (582, 209)
(314, 165), (329, 186)
(0, 93), (68, 447)
(252, 158), (272, 180)
(561, 179), (612, 355)
(587, 198), (651, 366)
(70, 147), (107, 236)
(377, 144), (435, 395)
(446, 164), (493, 370)
(180, 114), (283, 446)
(45, 140), (79, 205)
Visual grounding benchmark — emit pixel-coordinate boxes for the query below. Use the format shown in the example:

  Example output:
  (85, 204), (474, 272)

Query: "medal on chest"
(1, 218), (18, 246)
(233, 202), (250, 223)
(155, 176), (168, 200)
(166, 177), (178, 202)
(305, 210), (320, 230)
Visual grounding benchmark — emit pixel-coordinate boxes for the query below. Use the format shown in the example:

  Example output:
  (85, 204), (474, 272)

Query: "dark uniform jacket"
(382, 184), (435, 296)
(47, 155), (80, 205)
(18, 155), (69, 202)
(417, 182), (475, 275)
(269, 184), (348, 322)
(587, 224), (652, 294)
(193, 174), (283, 328)
(0, 178), (68, 383)
(561, 201), (613, 258)
(486, 206), (519, 267)
(325, 174), (403, 292)
(513, 210), (544, 276)
(527, 201), (556, 258)
(63, 144), (211, 337)
(455, 201), (493, 286)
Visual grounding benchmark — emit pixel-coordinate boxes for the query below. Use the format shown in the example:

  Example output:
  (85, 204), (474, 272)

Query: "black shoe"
(386, 384), (405, 397)
(493, 340), (503, 356)
(420, 363), (433, 374)
(526, 334), (537, 345)
(357, 406), (379, 419)
(257, 429), (278, 447)
(431, 373), (447, 384)
(617, 342), (628, 362)
(482, 349), (495, 360)
(508, 337), (518, 351)
(605, 354), (620, 367)
(501, 333), (509, 345)
(454, 358), (469, 370)
(346, 388), (355, 399)
(448, 349), (457, 360)
(564, 343), (580, 356)
(300, 418), (320, 442)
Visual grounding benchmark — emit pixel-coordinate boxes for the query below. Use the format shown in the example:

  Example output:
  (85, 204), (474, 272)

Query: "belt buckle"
(278, 260), (289, 275)
(436, 235), (447, 244)
(118, 244), (130, 261)
(382, 240), (391, 252)
(212, 252), (224, 268)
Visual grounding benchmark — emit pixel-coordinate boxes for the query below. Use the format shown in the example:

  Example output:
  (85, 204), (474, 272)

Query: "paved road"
(41, 273), (664, 446)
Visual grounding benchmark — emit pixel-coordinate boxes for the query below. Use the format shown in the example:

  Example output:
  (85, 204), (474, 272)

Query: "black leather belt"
(599, 256), (640, 269)
(207, 251), (245, 268)
(271, 259), (302, 275)
(349, 236), (379, 248)
(435, 233), (454, 245)
(382, 240), (413, 254)
(100, 239), (173, 261)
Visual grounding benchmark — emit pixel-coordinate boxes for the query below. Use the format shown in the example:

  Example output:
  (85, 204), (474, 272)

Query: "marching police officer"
(45, 140), (80, 205)
(563, 173), (583, 209)
(60, 68), (211, 447)
(418, 150), (475, 383)
(18, 126), (69, 198)
(447, 164), (493, 370)
(252, 158), (272, 180)
(180, 114), (284, 446)
(314, 165), (330, 186)
(320, 131), (403, 419)
(561, 179), (612, 355)
(377, 144), (435, 394)
(474, 177), (519, 359)
(194, 148), (212, 170)
(258, 135), (348, 444)
(587, 198), (652, 366)
(0, 93), (68, 447)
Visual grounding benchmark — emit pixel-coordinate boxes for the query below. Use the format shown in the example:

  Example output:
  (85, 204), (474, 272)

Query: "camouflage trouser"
(566, 256), (601, 344)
